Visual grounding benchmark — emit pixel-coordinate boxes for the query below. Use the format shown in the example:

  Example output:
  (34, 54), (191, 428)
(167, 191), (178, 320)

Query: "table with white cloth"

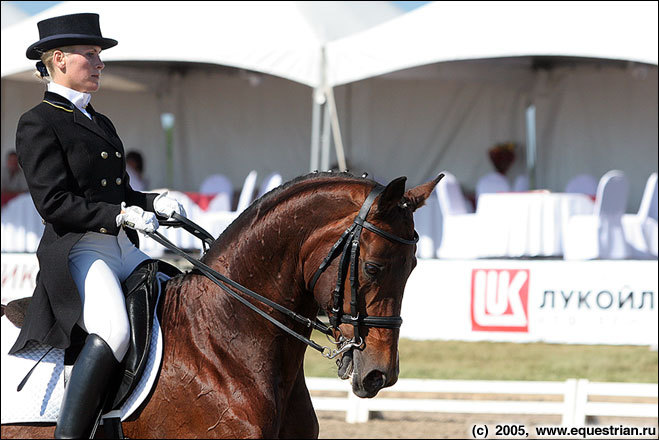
(476, 191), (595, 257)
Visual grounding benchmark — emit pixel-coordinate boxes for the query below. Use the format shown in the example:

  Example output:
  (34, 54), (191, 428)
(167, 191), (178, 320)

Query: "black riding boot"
(54, 333), (120, 439)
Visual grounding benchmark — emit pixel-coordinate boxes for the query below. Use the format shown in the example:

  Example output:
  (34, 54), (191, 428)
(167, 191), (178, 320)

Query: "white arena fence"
(305, 377), (658, 425)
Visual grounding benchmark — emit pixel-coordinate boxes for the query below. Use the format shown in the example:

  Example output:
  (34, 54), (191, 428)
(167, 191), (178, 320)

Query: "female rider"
(9, 13), (185, 438)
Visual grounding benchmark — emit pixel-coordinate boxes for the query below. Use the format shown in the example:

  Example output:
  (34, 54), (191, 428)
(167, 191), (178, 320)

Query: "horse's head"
(307, 173), (443, 398)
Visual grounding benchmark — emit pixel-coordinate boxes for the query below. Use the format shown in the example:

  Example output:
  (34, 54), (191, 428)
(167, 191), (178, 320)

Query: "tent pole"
(525, 103), (537, 190)
(310, 87), (323, 172)
(326, 86), (347, 172)
(320, 99), (332, 171)
(315, 46), (332, 172)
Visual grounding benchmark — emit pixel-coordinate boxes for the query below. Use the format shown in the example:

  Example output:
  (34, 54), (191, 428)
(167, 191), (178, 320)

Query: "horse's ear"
(403, 173), (445, 212)
(377, 176), (407, 215)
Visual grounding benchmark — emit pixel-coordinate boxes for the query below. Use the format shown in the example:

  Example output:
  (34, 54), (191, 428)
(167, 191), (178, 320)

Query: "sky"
(393, 1), (430, 11)
(11, 1), (431, 15)
(10, 1), (60, 15)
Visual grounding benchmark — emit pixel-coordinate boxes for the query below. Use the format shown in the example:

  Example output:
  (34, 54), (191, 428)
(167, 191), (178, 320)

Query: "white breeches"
(68, 229), (150, 362)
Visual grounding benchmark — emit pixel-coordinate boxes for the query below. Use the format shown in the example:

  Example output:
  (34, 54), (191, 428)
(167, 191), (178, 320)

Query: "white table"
(476, 192), (595, 257)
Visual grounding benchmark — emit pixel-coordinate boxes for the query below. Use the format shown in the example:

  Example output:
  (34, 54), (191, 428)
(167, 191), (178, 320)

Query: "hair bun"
(36, 61), (49, 78)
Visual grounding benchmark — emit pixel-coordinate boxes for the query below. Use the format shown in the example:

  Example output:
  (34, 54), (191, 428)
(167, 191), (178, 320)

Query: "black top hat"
(26, 13), (117, 60)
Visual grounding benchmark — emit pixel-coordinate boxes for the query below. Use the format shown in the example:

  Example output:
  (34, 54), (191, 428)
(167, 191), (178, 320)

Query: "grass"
(303, 333), (658, 383)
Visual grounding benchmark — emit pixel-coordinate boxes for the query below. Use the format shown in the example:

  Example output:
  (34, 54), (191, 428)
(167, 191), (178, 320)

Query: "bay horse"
(2, 171), (442, 438)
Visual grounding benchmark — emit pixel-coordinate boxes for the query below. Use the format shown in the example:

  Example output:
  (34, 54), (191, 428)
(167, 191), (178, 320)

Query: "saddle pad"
(1, 273), (167, 424)
(0, 317), (64, 423)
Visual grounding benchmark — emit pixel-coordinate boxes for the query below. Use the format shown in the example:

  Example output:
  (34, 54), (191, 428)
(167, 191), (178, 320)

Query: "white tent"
(1, 1), (404, 85)
(1, 1), (401, 190)
(322, 1), (658, 211)
(326, 1), (658, 86)
(3, 1), (657, 212)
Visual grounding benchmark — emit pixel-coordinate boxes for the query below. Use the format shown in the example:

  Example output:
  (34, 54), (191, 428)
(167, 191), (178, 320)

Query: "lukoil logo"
(471, 269), (529, 332)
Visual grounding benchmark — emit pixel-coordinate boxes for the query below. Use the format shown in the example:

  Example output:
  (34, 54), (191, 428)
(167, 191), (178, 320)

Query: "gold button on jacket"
(101, 178), (107, 186)
(101, 151), (108, 159)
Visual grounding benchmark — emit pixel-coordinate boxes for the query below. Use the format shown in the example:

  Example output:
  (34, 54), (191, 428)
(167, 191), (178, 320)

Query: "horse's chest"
(132, 357), (283, 437)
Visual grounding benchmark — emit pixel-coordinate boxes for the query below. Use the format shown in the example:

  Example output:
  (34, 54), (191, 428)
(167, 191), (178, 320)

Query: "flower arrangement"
(488, 142), (516, 175)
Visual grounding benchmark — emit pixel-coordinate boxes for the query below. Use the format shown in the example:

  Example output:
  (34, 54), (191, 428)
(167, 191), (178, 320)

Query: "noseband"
(309, 184), (418, 355)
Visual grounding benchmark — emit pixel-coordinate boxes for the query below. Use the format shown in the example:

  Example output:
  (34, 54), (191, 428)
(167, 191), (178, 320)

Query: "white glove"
(116, 203), (159, 233)
(154, 191), (186, 219)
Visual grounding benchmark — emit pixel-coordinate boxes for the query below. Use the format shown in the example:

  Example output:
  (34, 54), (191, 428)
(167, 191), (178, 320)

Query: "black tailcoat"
(9, 91), (157, 354)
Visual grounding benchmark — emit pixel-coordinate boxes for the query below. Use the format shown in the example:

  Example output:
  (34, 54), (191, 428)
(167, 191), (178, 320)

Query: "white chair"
(413, 186), (442, 259)
(475, 172), (510, 205)
(0, 193), (44, 253)
(564, 170), (630, 260)
(565, 174), (598, 198)
(513, 174), (529, 192)
(622, 172), (658, 258)
(199, 171), (259, 239)
(199, 173), (234, 212)
(640, 172), (659, 221)
(236, 170), (258, 213)
(205, 192), (232, 213)
(197, 210), (239, 240)
(257, 172), (283, 198)
(139, 190), (204, 257)
(436, 172), (482, 259)
(199, 174), (233, 195)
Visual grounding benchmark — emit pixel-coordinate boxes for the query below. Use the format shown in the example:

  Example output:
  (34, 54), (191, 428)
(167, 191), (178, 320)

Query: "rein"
(145, 184), (418, 359)
(146, 216), (335, 356)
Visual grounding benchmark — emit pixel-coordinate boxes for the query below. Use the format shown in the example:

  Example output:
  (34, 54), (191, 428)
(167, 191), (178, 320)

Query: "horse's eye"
(364, 262), (382, 277)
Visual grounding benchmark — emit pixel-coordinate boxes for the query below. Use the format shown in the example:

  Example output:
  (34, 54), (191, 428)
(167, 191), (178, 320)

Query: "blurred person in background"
(126, 150), (148, 191)
(8, 13), (186, 438)
(1, 150), (28, 192)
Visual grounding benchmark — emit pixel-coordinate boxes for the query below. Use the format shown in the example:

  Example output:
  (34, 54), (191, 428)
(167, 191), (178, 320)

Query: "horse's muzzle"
(349, 350), (397, 398)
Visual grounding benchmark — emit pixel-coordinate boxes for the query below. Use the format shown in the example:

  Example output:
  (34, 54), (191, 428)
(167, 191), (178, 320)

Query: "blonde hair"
(33, 46), (76, 83)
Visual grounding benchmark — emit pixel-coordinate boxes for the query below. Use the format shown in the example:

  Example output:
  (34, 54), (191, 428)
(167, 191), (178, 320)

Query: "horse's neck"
(201, 180), (362, 302)
(159, 182), (359, 365)
(206, 202), (312, 296)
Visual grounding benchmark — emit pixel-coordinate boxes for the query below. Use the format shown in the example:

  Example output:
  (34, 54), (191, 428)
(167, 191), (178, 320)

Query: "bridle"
(308, 184), (418, 357)
(145, 183), (418, 359)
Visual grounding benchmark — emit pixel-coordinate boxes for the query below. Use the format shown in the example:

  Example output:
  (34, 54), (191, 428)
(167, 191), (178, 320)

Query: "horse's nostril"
(363, 370), (386, 393)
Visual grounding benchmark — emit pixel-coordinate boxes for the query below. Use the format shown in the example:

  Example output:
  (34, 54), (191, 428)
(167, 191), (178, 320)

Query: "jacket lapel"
(84, 103), (123, 151)
(73, 105), (112, 143)
(43, 92), (121, 149)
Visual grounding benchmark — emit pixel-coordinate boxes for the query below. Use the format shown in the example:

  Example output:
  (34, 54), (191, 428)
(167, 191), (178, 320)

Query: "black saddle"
(111, 259), (181, 408)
